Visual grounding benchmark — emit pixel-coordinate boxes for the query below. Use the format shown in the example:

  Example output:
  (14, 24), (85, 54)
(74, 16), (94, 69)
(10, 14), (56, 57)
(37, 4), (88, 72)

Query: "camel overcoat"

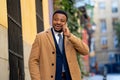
(29, 28), (89, 80)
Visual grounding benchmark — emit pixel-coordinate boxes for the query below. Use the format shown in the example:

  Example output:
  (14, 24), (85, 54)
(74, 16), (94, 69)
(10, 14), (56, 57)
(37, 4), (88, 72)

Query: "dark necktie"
(58, 34), (63, 53)
(58, 34), (65, 72)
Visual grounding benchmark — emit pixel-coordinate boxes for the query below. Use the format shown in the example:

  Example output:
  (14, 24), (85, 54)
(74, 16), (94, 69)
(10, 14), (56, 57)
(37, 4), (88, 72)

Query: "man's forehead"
(54, 13), (66, 17)
(53, 10), (68, 21)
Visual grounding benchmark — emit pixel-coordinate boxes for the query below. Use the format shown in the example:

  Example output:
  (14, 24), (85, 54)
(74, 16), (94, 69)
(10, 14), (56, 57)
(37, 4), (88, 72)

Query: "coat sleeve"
(68, 34), (89, 55)
(29, 35), (41, 80)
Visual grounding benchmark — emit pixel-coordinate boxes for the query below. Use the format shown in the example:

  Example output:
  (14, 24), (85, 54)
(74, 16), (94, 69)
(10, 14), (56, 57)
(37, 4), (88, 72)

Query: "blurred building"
(93, 0), (120, 65)
(75, 0), (96, 73)
(0, 0), (54, 80)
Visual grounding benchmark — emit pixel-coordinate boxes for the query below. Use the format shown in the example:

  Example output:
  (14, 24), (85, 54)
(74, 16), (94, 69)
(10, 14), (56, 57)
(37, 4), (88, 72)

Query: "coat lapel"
(64, 36), (70, 54)
(45, 28), (70, 53)
(46, 28), (55, 50)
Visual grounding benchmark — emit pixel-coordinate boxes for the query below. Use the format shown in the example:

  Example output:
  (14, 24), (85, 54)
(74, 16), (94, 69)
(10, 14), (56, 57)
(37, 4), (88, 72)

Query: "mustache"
(55, 24), (63, 27)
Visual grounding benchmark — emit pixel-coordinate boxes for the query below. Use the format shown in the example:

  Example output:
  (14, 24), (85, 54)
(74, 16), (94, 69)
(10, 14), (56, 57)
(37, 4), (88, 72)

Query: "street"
(85, 74), (120, 80)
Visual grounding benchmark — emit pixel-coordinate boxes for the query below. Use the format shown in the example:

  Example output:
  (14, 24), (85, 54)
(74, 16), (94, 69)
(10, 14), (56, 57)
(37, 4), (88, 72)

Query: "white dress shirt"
(52, 28), (63, 44)
(52, 28), (65, 72)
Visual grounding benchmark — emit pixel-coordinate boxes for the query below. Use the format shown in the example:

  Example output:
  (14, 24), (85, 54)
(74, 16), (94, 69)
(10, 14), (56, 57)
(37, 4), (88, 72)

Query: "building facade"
(93, 0), (120, 65)
(0, 0), (54, 80)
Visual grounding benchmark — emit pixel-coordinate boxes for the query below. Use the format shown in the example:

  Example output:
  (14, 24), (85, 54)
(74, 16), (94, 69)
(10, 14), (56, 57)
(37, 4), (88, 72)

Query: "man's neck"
(52, 28), (63, 34)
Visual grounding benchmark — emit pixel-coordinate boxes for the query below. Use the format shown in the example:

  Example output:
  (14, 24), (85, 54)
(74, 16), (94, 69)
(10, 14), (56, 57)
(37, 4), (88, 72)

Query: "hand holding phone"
(63, 23), (71, 37)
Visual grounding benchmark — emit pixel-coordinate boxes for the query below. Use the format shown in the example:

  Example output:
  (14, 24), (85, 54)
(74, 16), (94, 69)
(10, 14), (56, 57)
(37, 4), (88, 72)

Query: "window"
(36, 0), (44, 33)
(100, 19), (107, 33)
(99, 2), (105, 9)
(113, 35), (119, 48)
(7, 0), (24, 80)
(111, 0), (118, 13)
(90, 37), (95, 52)
(101, 36), (108, 49)
(112, 18), (118, 26)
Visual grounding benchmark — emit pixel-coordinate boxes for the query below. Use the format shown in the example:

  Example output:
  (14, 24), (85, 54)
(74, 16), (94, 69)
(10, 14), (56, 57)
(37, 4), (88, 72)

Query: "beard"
(54, 28), (63, 33)
(53, 25), (63, 33)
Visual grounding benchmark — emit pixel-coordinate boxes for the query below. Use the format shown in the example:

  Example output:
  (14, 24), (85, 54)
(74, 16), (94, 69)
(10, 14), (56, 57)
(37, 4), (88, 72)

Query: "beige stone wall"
(21, 0), (51, 79)
(0, 0), (51, 79)
(0, 0), (8, 28)
(42, 0), (51, 30)
(93, 0), (120, 63)
(21, 0), (37, 79)
(0, 0), (9, 80)
(0, 25), (9, 80)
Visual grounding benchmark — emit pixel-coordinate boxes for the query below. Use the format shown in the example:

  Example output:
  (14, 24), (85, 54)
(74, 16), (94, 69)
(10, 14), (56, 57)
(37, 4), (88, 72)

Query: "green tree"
(54, 0), (89, 78)
(54, 0), (81, 38)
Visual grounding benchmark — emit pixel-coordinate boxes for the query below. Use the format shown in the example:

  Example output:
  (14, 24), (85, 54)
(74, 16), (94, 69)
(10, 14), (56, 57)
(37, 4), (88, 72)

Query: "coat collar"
(46, 28), (56, 50)
(45, 28), (69, 51)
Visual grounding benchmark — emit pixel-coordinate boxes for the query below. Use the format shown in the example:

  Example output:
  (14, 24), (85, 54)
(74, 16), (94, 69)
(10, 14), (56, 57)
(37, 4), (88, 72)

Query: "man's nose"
(57, 21), (61, 24)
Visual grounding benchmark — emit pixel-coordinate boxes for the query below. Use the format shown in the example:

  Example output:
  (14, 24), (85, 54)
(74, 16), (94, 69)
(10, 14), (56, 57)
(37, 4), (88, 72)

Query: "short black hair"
(53, 10), (68, 21)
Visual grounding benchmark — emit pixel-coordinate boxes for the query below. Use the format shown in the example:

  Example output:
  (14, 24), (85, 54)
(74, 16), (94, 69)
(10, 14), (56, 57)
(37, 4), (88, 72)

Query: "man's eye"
(54, 19), (58, 21)
(61, 20), (65, 22)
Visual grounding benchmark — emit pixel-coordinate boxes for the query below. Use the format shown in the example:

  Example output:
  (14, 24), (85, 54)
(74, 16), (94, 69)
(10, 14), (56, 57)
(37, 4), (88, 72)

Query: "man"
(29, 10), (89, 80)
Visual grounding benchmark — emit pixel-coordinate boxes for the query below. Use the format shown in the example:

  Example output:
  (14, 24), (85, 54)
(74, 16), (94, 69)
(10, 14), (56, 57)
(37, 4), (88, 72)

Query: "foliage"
(54, 0), (89, 78)
(77, 53), (89, 78)
(114, 22), (120, 47)
(54, 0), (81, 38)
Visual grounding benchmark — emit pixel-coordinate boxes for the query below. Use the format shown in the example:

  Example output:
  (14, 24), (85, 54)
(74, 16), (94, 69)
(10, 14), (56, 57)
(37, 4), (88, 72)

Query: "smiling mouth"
(55, 25), (61, 28)
(55, 26), (61, 30)
(55, 25), (63, 30)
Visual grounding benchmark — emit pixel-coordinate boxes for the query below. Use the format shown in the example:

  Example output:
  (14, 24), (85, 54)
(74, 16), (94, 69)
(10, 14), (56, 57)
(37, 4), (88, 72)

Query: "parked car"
(88, 65), (120, 80)
(89, 74), (120, 80)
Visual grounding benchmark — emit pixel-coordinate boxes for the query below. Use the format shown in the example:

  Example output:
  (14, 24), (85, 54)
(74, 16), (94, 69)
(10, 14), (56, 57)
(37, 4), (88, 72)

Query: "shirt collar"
(52, 28), (63, 37)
